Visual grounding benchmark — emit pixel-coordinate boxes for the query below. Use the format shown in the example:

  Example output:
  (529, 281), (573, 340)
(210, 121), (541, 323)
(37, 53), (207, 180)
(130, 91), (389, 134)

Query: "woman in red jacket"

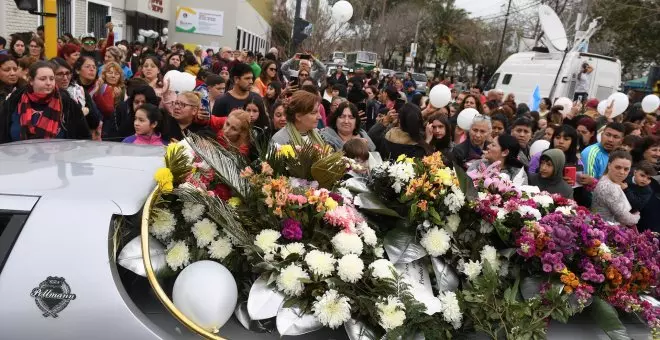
(92, 61), (125, 138)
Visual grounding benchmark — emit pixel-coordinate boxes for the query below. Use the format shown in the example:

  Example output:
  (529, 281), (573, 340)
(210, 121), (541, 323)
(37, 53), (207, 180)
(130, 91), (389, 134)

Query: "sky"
(454, 0), (506, 18)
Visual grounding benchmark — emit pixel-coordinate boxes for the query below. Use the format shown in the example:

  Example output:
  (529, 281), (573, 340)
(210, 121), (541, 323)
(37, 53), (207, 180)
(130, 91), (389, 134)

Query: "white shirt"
(575, 72), (591, 93)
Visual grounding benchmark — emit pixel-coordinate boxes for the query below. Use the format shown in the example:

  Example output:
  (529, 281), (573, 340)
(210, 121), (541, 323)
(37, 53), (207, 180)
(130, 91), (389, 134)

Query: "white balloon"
(138, 29), (147, 37)
(641, 94), (660, 113)
(332, 0), (354, 23)
(554, 97), (573, 116)
(164, 70), (196, 94)
(606, 92), (629, 118)
(173, 261), (238, 331)
(530, 139), (551, 157)
(137, 35), (145, 43)
(162, 27), (169, 35)
(456, 108), (480, 131)
(428, 85), (451, 108)
(597, 100), (608, 115)
(150, 31), (159, 39)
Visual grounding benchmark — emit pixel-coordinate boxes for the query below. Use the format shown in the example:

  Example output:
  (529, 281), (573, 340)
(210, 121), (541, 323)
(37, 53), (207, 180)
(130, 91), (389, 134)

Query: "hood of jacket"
(385, 127), (416, 145)
(542, 148), (566, 179)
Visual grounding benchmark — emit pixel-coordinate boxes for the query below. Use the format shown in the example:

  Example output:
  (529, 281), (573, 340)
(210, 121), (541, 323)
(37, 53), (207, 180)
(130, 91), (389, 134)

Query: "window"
(57, 0), (72, 36)
(484, 73), (499, 91)
(502, 74), (513, 85)
(0, 212), (30, 274)
(236, 29), (242, 50)
(88, 2), (109, 39)
(241, 31), (246, 50)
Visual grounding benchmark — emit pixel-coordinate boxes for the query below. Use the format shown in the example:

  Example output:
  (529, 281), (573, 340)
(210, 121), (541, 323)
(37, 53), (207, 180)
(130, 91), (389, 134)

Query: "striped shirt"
(580, 143), (608, 179)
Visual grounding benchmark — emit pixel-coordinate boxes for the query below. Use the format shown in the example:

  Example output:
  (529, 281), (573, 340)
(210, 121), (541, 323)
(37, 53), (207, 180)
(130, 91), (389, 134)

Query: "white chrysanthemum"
(446, 214), (461, 233)
(461, 259), (482, 281)
(517, 205), (542, 220)
(374, 247), (384, 258)
(208, 236), (232, 260)
(305, 250), (335, 277)
(369, 259), (396, 280)
(388, 162), (415, 193)
(420, 227), (451, 257)
(555, 206), (574, 216)
(532, 194), (554, 208)
(437, 291), (462, 329)
(444, 186), (465, 213)
(280, 242), (306, 259)
(331, 232), (364, 256)
(357, 222), (378, 246)
(276, 264), (309, 296)
(376, 296), (406, 330)
(165, 240), (190, 271)
(479, 220), (494, 234)
(312, 289), (351, 329)
(520, 185), (541, 195)
(150, 209), (176, 240)
(191, 218), (219, 247)
(480, 245), (500, 271)
(182, 202), (205, 223)
(254, 229), (280, 253)
(337, 254), (364, 283)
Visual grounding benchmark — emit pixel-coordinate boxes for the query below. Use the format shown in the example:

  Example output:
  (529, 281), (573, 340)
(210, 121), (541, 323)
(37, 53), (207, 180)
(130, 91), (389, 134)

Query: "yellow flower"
(434, 168), (454, 186)
(278, 145), (295, 158)
(404, 157), (414, 164)
(154, 168), (174, 193)
(227, 197), (242, 207)
(324, 197), (339, 211)
(396, 154), (407, 162)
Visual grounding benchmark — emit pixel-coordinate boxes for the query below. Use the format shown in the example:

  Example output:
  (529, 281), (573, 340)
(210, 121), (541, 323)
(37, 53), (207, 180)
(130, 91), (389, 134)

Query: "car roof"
(0, 140), (164, 215)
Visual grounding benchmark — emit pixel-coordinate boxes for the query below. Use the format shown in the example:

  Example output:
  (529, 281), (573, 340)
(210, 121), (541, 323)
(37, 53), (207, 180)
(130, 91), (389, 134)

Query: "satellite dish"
(538, 5), (568, 51)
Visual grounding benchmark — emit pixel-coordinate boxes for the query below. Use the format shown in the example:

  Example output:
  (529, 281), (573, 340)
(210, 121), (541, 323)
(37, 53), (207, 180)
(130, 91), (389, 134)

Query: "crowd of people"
(0, 25), (659, 233)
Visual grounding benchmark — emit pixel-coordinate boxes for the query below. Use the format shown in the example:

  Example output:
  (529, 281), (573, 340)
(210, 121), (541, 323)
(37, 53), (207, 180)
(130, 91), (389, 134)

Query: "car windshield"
(0, 211), (30, 273)
(358, 51), (377, 64)
(334, 52), (345, 59)
(413, 74), (428, 82)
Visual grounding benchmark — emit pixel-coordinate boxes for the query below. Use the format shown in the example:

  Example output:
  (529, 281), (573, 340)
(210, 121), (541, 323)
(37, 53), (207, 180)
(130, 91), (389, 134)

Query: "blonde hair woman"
(92, 61), (125, 137)
(165, 91), (214, 141)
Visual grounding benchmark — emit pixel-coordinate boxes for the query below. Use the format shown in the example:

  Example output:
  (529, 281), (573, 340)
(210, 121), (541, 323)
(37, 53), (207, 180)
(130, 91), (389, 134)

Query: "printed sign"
(175, 7), (224, 36)
(30, 276), (76, 317)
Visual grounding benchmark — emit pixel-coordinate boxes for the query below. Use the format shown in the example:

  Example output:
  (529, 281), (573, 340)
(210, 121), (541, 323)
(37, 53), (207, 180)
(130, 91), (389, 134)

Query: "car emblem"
(30, 276), (77, 318)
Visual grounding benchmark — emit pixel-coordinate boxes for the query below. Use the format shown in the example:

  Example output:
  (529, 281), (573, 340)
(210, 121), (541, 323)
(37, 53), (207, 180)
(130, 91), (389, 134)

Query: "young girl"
(122, 103), (166, 145)
(93, 61), (125, 138)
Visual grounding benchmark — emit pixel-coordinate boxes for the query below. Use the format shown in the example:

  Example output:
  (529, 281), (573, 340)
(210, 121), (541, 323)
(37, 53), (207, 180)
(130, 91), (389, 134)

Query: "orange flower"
(564, 285), (574, 294)
(417, 200), (428, 212)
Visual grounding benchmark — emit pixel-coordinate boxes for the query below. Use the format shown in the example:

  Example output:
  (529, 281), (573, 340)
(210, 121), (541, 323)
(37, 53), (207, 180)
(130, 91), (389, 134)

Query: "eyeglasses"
(174, 101), (197, 108)
(55, 71), (72, 77)
(83, 41), (95, 45)
(299, 73), (309, 77)
(268, 67), (277, 71)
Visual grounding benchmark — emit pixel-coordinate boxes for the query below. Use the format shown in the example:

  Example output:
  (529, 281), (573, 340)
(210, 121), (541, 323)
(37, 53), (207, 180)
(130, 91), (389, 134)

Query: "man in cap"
(80, 22), (114, 64)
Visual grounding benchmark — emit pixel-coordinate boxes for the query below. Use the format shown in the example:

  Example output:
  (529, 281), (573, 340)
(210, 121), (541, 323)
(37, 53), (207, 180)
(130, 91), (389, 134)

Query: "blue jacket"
(581, 143), (608, 179)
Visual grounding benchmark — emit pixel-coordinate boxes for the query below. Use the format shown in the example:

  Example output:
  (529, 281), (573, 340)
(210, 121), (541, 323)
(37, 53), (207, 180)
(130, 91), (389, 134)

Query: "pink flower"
(324, 205), (363, 232)
(281, 218), (303, 240)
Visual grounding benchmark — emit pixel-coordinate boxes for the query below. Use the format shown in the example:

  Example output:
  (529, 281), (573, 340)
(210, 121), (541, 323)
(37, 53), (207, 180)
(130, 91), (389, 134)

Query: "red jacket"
(208, 116), (250, 156)
(92, 84), (118, 119)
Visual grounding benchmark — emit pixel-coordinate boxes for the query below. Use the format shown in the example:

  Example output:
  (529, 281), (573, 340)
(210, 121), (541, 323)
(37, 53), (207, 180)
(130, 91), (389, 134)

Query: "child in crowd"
(122, 103), (166, 145)
(343, 138), (370, 176)
(528, 149), (573, 198)
(624, 161), (657, 213)
(621, 135), (642, 152)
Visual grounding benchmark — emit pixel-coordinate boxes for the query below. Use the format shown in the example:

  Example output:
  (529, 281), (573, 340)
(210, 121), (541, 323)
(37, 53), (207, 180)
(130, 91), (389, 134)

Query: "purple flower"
(281, 218), (303, 241)
(542, 264), (553, 272)
(328, 192), (343, 205)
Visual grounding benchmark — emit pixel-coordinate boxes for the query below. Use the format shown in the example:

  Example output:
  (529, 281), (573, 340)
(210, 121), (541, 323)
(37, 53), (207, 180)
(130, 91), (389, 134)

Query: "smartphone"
(564, 166), (577, 184)
(577, 95), (583, 102)
(394, 98), (405, 111)
(357, 102), (367, 112)
(105, 15), (112, 24)
(299, 54), (311, 60)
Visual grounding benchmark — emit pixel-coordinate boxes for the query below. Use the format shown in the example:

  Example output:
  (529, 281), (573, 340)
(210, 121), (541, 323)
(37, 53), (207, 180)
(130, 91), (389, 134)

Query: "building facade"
(1, 0), (271, 54)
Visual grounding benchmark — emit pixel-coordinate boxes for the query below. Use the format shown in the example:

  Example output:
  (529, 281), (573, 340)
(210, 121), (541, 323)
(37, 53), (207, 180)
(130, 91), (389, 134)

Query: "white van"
(484, 51), (621, 103)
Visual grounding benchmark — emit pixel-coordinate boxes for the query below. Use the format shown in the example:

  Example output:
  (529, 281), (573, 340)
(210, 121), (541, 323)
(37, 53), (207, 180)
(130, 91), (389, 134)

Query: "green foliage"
(460, 262), (575, 340)
(588, 297), (631, 340)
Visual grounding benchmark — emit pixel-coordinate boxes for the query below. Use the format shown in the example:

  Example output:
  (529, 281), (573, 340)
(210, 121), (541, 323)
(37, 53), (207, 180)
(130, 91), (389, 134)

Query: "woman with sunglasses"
(51, 58), (101, 139)
(254, 60), (277, 97)
(0, 61), (90, 143)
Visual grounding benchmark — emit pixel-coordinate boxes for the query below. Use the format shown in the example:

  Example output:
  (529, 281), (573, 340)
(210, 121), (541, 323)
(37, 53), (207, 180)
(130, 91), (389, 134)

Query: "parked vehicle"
(413, 73), (429, 94)
(345, 51), (378, 72)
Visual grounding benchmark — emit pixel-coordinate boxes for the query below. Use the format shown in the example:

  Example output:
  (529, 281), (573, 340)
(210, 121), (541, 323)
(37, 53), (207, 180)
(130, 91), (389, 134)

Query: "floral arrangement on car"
(121, 135), (660, 340)
(129, 136), (462, 339)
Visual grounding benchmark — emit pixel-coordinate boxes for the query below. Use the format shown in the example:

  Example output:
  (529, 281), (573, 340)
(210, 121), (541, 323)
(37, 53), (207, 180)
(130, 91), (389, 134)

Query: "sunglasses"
(268, 67), (277, 71)
(83, 41), (96, 45)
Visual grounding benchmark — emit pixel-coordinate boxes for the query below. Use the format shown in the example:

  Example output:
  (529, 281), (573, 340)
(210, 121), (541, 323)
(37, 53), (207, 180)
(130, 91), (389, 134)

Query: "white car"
(0, 140), (651, 339)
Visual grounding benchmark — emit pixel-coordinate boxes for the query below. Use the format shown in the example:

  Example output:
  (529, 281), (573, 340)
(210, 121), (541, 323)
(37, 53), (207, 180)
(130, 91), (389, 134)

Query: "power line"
(476, 0), (542, 21)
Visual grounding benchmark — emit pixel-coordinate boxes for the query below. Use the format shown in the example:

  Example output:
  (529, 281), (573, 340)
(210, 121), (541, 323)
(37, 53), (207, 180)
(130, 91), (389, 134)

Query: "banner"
(175, 7), (224, 36)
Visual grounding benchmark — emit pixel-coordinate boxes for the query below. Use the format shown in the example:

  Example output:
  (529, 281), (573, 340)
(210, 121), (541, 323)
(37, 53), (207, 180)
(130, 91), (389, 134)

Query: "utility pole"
(411, 10), (422, 72)
(496, 0), (513, 66)
(290, 0), (303, 56)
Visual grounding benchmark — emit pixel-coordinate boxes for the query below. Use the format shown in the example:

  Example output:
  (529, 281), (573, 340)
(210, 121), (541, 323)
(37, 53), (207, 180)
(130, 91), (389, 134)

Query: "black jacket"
(624, 173), (653, 213)
(452, 139), (488, 170)
(329, 72), (348, 88)
(638, 178), (660, 233)
(0, 88), (91, 144)
(379, 127), (427, 160)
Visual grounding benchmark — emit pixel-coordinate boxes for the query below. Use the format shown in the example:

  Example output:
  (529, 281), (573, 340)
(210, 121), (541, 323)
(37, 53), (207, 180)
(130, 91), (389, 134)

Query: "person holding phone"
(574, 62), (593, 103)
(281, 52), (327, 85)
(529, 149), (573, 198)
